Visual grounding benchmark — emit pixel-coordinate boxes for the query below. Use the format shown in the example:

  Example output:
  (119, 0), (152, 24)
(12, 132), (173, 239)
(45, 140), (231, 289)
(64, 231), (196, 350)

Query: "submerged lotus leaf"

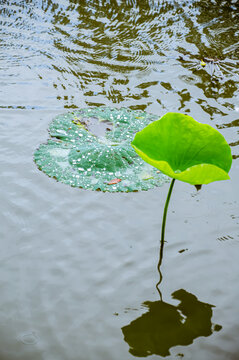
(131, 112), (232, 185)
(34, 107), (169, 192)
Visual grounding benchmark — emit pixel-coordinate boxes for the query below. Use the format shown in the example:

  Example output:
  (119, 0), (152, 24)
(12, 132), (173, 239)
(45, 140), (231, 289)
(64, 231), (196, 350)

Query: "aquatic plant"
(131, 112), (232, 244)
(34, 107), (169, 192)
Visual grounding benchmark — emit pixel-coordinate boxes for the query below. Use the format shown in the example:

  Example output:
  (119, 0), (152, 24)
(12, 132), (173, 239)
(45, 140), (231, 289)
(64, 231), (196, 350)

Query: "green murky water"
(0, 1), (238, 359)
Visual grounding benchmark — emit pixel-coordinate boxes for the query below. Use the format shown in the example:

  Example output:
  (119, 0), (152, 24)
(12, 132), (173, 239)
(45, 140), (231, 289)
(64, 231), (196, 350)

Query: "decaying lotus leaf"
(34, 107), (169, 192)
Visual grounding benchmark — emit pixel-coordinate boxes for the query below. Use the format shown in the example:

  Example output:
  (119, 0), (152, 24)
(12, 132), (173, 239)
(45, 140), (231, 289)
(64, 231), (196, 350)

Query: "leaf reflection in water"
(122, 289), (222, 358)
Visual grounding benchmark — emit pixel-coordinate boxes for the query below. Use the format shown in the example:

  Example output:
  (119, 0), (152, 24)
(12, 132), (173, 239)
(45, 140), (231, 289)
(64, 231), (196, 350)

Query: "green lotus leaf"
(131, 113), (232, 185)
(34, 107), (169, 192)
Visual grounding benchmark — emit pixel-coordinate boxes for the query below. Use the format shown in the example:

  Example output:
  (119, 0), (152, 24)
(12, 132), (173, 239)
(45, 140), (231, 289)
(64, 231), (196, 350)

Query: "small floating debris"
(178, 248), (188, 254)
(178, 53), (238, 80)
(108, 178), (122, 185)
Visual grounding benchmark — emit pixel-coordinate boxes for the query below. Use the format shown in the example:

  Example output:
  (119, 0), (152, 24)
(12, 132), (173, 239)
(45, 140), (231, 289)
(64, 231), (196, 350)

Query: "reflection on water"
(122, 186), (222, 358)
(0, 1), (238, 359)
(1, 0), (238, 156)
(122, 289), (222, 357)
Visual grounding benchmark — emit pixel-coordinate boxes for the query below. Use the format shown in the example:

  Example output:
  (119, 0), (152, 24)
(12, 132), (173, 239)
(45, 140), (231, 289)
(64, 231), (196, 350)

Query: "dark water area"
(0, 1), (239, 359)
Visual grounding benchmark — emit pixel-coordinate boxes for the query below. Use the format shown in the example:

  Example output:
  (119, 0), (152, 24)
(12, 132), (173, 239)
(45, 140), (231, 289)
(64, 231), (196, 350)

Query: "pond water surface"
(0, 1), (239, 359)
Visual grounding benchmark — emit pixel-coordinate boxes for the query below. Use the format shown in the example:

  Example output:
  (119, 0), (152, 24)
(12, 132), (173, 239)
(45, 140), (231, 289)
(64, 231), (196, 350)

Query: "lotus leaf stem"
(156, 178), (175, 299)
(161, 178), (175, 244)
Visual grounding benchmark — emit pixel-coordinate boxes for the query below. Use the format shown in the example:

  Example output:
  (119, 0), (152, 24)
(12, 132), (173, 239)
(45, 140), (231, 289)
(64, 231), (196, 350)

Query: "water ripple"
(0, 3), (239, 357)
